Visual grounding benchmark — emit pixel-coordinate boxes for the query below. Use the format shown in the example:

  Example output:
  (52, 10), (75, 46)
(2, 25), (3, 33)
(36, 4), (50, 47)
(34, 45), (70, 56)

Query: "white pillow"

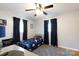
(35, 40), (37, 42)
(32, 44), (35, 47)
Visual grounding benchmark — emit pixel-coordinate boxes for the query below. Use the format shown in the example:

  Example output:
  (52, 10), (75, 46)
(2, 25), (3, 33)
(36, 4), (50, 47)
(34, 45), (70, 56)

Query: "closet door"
(51, 18), (58, 47)
(44, 20), (49, 44)
(23, 20), (27, 40)
(13, 17), (20, 43)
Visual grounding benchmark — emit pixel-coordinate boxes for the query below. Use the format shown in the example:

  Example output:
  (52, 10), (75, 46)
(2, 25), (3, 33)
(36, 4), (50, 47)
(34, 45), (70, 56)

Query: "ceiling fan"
(25, 3), (53, 16)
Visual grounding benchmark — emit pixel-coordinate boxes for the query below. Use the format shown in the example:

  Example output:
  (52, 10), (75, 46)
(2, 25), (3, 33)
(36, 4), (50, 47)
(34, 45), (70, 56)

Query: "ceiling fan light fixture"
(25, 3), (53, 16)
(35, 9), (43, 15)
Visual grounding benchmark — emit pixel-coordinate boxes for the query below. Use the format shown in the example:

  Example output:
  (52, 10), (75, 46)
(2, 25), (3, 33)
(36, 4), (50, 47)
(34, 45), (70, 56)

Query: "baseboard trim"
(58, 45), (79, 52)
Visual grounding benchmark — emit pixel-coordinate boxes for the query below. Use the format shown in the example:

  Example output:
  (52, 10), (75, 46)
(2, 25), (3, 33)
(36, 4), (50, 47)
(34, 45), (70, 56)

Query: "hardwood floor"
(73, 51), (79, 56)
(33, 45), (78, 56)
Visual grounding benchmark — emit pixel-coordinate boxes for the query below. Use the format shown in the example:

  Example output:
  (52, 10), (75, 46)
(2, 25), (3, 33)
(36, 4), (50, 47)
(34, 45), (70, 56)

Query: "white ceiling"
(0, 3), (79, 19)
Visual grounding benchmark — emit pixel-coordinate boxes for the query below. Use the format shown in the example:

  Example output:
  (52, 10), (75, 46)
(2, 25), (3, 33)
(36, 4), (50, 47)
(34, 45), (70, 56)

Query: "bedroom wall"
(27, 19), (35, 39)
(0, 10), (34, 42)
(34, 11), (79, 50)
(0, 11), (13, 41)
(34, 18), (44, 38)
(57, 11), (79, 50)
(34, 15), (53, 39)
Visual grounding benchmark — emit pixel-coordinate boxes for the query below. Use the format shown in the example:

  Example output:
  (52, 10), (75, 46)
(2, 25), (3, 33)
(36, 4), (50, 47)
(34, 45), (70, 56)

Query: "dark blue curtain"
(44, 20), (49, 44)
(51, 18), (58, 47)
(13, 17), (20, 43)
(23, 20), (27, 40)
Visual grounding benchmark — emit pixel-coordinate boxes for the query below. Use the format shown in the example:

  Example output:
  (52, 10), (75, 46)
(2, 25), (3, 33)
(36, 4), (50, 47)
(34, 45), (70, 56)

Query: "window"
(20, 20), (23, 33)
(48, 20), (51, 33)
(48, 20), (51, 45)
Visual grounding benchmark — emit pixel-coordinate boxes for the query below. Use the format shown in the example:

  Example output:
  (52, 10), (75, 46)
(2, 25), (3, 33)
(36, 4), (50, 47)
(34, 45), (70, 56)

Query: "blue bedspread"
(17, 38), (43, 51)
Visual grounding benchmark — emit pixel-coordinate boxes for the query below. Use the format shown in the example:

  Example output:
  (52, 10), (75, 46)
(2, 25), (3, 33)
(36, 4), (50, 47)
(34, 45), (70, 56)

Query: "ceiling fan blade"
(25, 9), (35, 11)
(43, 11), (48, 15)
(44, 4), (53, 9)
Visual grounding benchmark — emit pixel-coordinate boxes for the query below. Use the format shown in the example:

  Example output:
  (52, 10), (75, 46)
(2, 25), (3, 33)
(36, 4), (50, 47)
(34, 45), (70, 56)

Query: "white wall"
(34, 18), (44, 38)
(34, 11), (79, 50)
(27, 20), (35, 39)
(0, 10), (35, 42)
(57, 11), (79, 50)
(34, 15), (53, 39)
(0, 11), (13, 41)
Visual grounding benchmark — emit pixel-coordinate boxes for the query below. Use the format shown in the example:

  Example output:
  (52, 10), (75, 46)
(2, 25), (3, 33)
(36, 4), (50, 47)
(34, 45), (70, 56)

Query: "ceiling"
(0, 3), (79, 19)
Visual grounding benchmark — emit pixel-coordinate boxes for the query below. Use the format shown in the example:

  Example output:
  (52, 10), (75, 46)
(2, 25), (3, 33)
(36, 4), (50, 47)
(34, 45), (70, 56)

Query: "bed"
(17, 36), (43, 51)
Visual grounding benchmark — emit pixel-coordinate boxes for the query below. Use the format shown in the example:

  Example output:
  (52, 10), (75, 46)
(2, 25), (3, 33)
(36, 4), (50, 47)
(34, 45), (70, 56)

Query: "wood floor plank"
(33, 45), (75, 56)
